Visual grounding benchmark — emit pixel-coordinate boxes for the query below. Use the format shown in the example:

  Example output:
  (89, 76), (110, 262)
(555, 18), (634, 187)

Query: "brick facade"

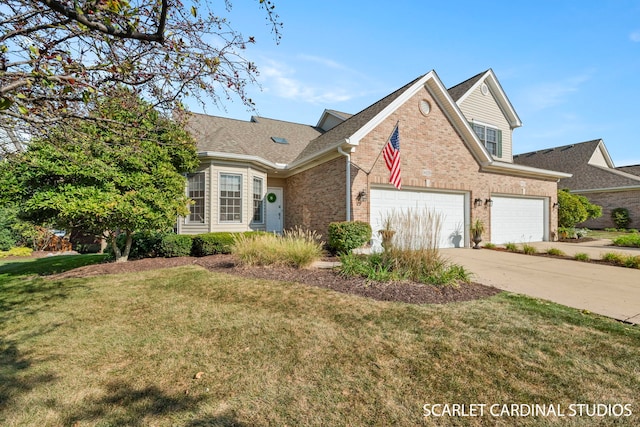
(578, 190), (640, 229)
(283, 156), (347, 236)
(284, 86), (559, 242)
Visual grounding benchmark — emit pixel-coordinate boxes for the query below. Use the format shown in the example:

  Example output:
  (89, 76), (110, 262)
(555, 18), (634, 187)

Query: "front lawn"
(0, 259), (638, 426)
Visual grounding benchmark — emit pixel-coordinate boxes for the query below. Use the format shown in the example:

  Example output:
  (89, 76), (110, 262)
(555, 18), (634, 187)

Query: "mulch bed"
(49, 254), (501, 305)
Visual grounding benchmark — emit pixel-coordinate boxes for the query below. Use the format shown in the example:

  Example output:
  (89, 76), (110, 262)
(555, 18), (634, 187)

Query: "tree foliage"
(0, 90), (199, 261)
(557, 189), (603, 228)
(0, 0), (281, 153)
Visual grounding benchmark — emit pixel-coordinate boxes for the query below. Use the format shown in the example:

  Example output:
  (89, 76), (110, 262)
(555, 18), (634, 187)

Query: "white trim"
(218, 172), (243, 224)
(199, 151), (281, 170)
(481, 161), (572, 180)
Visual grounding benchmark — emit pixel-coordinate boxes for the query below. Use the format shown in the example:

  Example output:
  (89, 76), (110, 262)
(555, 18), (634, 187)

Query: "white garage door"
(369, 188), (467, 250)
(491, 196), (547, 244)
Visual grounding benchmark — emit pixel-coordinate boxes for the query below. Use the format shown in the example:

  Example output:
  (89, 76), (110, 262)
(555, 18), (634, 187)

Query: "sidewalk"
(525, 239), (640, 259)
(442, 245), (640, 325)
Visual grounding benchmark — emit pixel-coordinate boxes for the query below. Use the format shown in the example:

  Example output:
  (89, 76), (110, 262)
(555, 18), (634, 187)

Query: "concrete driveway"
(442, 241), (640, 325)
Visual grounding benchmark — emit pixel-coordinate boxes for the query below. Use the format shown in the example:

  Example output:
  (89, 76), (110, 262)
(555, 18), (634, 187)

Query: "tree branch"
(36, 0), (167, 42)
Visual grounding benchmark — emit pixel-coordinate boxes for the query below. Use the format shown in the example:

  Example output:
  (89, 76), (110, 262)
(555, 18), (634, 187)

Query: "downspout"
(337, 145), (351, 221)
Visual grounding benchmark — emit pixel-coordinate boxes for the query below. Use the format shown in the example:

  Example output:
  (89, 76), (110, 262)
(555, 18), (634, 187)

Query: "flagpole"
(367, 120), (400, 175)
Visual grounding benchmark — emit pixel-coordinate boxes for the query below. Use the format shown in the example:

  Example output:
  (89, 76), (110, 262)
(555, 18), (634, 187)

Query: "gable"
(451, 70), (522, 163)
(457, 84), (513, 162)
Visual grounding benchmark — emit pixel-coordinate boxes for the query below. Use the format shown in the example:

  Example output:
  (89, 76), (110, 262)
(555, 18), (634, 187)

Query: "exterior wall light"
(474, 198), (483, 207)
(485, 198), (493, 207)
(356, 190), (367, 202)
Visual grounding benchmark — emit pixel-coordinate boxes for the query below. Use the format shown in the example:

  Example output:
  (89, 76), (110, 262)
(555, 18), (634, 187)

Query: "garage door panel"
(491, 196), (546, 244)
(370, 189), (466, 250)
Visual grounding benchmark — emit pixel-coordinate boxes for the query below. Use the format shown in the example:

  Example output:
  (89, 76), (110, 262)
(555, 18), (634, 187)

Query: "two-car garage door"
(369, 188), (467, 250)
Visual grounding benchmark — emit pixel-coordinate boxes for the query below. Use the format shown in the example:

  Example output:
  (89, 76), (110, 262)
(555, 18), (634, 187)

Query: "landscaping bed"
(49, 254), (501, 304)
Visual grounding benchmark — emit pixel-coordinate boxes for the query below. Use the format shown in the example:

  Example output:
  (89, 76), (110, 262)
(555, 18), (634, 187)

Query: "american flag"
(383, 124), (401, 189)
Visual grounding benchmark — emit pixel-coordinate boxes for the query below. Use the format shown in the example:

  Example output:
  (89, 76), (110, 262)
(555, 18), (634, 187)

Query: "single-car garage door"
(491, 196), (547, 244)
(369, 188), (467, 250)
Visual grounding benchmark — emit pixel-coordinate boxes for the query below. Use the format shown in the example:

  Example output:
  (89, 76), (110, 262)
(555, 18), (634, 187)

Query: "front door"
(266, 187), (283, 233)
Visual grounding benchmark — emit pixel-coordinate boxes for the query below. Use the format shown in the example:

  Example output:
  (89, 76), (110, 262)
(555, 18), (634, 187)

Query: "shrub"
(558, 190), (601, 228)
(192, 232), (237, 256)
(105, 231), (165, 260)
(233, 227), (324, 268)
(629, 229), (639, 234)
(483, 243), (496, 249)
(327, 221), (372, 254)
(505, 242), (518, 252)
(611, 207), (631, 229)
(574, 253), (590, 262)
(612, 234), (640, 248)
(602, 252), (625, 265)
(0, 229), (16, 251)
(623, 256), (640, 269)
(338, 253), (396, 282)
(0, 247), (33, 258)
(158, 234), (193, 257)
(546, 248), (565, 256)
(522, 244), (537, 255)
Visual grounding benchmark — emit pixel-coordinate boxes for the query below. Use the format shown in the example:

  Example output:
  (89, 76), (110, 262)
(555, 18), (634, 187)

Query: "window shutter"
(497, 130), (503, 158)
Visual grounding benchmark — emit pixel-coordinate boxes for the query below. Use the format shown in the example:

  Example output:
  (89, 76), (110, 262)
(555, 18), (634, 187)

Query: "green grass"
(574, 252), (590, 262)
(0, 259), (639, 426)
(546, 248), (566, 256)
(0, 253), (108, 276)
(612, 234), (640, 248)
(521, 243), (537, 255)
(505, 242), (519, 252)
(589, 229), (633, 239)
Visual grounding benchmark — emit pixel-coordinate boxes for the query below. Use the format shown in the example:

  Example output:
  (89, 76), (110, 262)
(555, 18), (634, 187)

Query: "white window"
(187, 172), (205, 223)
(252, 177), (264, 223)
(472, 123), (502, 157)
(220, 174), (242, 222)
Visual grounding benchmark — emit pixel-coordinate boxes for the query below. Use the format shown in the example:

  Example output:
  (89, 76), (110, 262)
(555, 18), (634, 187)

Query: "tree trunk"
(118, 231), (133, 263)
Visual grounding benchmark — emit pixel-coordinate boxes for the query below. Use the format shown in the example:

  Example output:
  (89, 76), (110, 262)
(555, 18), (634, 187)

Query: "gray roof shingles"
(514, 140), (640, 190)
(187, 113), (324, 165)
(187, 70), (488, 168)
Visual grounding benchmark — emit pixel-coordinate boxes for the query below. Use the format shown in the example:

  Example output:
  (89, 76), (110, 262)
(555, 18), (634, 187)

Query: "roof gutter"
(198, 151), (284, 170)
(481, 160), (572, 180)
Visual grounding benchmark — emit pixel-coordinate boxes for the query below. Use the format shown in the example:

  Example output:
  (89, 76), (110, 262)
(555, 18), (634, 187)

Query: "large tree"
(0, 89), (199, 261)
(0, 0), (281, 153)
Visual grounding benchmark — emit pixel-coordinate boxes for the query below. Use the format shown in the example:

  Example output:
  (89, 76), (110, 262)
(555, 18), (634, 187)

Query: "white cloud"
(260, 61), (354, 104)
(521, 73), (593, 111)
(257, 56), (383, 106)
(630, 30), (640, 42)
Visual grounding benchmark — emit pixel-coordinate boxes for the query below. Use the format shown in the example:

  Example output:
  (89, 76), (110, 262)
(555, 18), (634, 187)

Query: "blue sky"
(189, 0), (640, 166)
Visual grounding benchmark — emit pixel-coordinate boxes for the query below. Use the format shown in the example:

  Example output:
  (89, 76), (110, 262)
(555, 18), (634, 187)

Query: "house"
(514, 140), (640, 229)
(178, 69), (570, 247)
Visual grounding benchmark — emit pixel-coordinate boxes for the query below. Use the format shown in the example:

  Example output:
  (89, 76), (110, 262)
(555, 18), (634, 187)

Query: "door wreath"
(267, 192), (277, 203)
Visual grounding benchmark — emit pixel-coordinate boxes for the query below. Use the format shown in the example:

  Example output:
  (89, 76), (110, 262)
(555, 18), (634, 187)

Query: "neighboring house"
(178, 69), (570, 247)
(514, 140), (640, 229)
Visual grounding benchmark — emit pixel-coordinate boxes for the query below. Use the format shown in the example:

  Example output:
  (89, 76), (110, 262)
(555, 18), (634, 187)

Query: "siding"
(457, 85), (513, 162)
(178, 161), (268, 234)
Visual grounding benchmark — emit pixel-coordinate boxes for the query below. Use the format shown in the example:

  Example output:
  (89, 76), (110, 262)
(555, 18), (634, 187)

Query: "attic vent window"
(271, 137), (288, 144)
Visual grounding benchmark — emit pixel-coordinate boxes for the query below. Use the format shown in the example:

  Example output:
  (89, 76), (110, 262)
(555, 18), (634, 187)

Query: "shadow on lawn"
(62, 381), (217, 426)
(0, 337), (57, 411)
